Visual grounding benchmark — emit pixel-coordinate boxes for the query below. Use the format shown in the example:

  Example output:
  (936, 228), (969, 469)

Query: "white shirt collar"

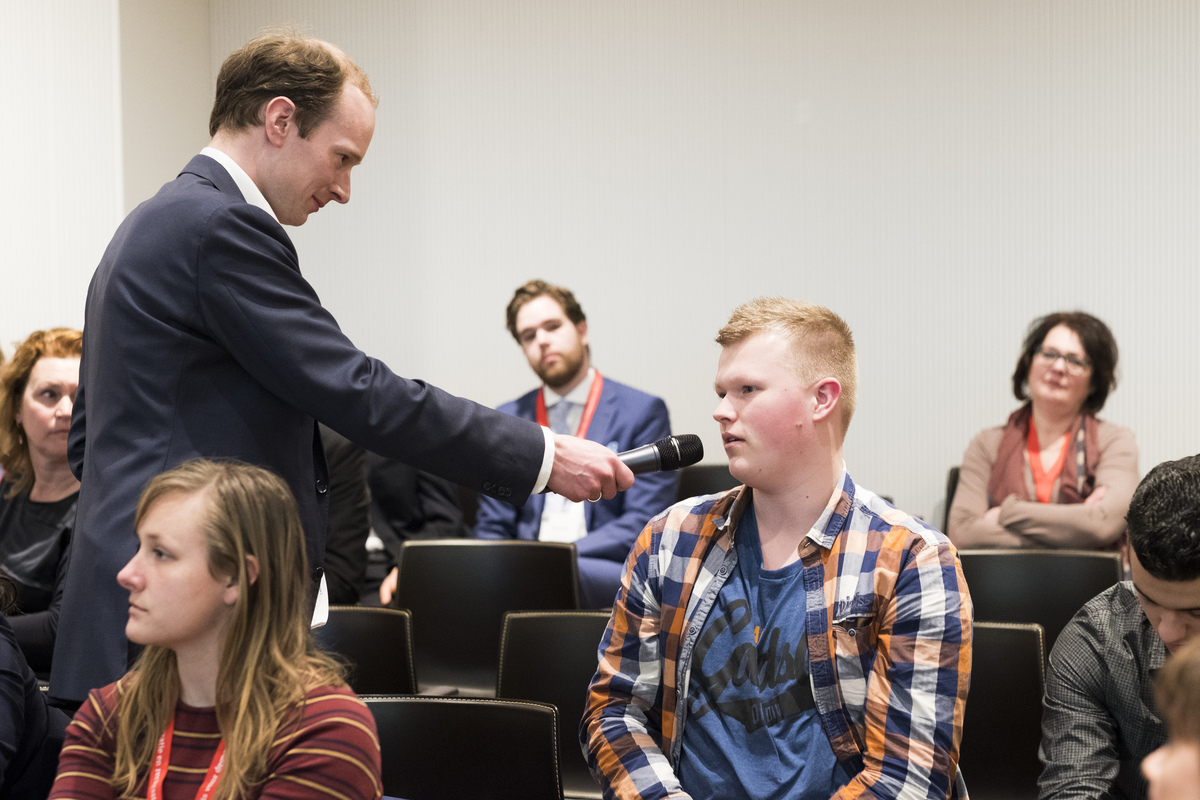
(200, 146), (279, 224)
(541, 367), (596, 408)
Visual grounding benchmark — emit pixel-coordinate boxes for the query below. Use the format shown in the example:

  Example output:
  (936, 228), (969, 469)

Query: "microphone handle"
(619, 444), (662, 475)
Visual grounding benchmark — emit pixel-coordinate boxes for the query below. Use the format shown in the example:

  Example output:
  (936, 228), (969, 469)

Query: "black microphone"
(618, 434), (704, 475)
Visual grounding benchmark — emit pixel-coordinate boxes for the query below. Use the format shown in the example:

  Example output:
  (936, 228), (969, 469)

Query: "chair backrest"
(676, 464), (740, 502)
(960, 622), (1046, 800)
(365, 695), (563, 800)
(393, 540), (581, 695)
(312, 606), (417, 695)
(942, 465), (961, 533)
(497, 611), (612, 800)
(958, 549), (1123, 655)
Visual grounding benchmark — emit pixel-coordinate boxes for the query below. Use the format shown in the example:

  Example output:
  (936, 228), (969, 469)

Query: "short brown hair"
(0, 327), (82, 497)
(505, 280), (587, 342)
(1155, 636), (1200, 742)
(716, 298), (857, 435)
(1012, 311), (1118, 413)
(209, 30), (377, 138)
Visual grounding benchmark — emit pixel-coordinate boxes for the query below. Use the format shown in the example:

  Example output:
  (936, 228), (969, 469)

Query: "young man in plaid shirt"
(583, 298), (972, 800)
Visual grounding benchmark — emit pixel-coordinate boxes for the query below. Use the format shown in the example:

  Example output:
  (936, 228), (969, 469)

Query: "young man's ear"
(810, 378), (842, 423)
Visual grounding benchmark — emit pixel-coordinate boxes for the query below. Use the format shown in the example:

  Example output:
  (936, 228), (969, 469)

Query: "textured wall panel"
(2, 0), (122, 349)
(194, 1), (1200, 521)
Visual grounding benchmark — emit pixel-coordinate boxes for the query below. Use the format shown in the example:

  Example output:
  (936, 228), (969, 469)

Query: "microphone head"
(655, 434), (704, 471)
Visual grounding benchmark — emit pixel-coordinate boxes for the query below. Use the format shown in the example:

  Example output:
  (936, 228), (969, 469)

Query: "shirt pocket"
(831, 615), (878, 657)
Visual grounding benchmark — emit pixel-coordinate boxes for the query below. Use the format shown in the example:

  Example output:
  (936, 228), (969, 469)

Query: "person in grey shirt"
(1040, 453), (1200, 800)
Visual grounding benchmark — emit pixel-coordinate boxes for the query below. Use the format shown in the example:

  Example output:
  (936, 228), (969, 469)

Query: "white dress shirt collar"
(541, 367), (596, 409)
(200, 146), (279, 224)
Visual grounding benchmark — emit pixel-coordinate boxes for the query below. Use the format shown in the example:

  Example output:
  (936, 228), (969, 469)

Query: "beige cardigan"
(947, 419), (1138, 549)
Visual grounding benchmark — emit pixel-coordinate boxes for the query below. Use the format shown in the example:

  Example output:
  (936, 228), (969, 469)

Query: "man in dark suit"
(52, 33), (631, 705)
(474, 280), (678, 608)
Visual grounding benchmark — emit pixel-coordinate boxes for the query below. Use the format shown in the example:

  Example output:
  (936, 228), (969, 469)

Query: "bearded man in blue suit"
(474, 281), (677, 608)
(51, 34), (631, 706)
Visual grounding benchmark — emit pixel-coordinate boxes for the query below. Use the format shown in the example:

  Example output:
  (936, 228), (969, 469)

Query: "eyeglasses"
(1035, 348), (1091, 375)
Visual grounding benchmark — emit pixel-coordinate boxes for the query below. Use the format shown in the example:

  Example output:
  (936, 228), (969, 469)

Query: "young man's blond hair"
(715, 297), (857, 435)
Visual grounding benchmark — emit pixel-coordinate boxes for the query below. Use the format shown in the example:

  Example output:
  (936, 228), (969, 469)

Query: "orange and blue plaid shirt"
(582, 471), (972, 800)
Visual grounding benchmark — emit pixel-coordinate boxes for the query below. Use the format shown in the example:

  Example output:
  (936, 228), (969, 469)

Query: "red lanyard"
(535, 370), (604, 440)
(1027, 419), (1068, 504)
(148, 716), (227, 800)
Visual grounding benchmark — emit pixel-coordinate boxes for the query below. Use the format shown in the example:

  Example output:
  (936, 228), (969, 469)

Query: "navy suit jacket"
(53, 155), (544, 702)
(474, 377), (677, 568)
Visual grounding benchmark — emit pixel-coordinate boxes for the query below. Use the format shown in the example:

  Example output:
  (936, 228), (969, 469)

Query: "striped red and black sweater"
(49, 680), (381, 800)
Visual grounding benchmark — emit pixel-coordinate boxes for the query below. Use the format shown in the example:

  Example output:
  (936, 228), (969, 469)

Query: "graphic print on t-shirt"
(689, 595), (815, 732)
(677, 503), (843, 800)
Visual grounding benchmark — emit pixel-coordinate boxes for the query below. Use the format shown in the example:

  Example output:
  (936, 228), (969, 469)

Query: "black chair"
(365, 695), (563, 800)
(959, 549), (1123, 657)
(312, 606), (417, 695)
(392, 540), (581, 695)
(676, 463), (740, 502)
(497, 611), (612, 799)
(942, 465), (961, 533)
(960, 622), (1046, 800)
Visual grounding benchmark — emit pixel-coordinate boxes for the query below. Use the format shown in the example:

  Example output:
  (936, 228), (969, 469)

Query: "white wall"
(205, 1), (1200, 521)
(2, 0), (123, 349)
(120, 0), (212, 213)
(12, 2), (1200, 523)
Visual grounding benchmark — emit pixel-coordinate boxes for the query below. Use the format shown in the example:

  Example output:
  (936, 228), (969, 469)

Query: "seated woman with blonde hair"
(948, 311), (1137, 549)
(50, 459), (381, 800)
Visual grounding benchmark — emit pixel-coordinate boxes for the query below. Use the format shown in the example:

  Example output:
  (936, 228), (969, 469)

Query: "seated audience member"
(475, 280), (678, 609)
(319, 424), (370, 605)
(0, 328), (81, 673)
(0, 573), (69, 800)
(583, 298), (971, 799)
(948, 311), (1137, 548)
(1143, 636), (1200, 800)
(322, 424), (468, 605)
(0, 345), (4, 479)
(49, 459), (381, 800)
(370, 453), (469, 606)
(1040, 453), (1200, 800)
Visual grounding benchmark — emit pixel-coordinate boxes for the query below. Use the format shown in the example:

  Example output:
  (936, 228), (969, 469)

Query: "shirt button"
(689, 626), (698, 636)
(718, 567), (727, 576)
(316, 480), (328, 494)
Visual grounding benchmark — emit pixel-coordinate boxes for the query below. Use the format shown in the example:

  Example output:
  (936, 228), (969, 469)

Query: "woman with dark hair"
(947, 311), (1137, 548)
(0, 328), (82, 673)
(49, 459), (381, 800)
(0, 572), (70, 799)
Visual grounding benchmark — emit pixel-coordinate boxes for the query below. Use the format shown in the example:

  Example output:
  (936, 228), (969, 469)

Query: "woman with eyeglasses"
(947, 311), (1137, 549)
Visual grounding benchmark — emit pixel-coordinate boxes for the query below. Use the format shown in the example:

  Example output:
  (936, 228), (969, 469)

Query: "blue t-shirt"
(677, 503), (848, 799)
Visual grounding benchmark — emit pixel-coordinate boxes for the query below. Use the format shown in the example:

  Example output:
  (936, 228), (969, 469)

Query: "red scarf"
(987, 404), (1100, 506)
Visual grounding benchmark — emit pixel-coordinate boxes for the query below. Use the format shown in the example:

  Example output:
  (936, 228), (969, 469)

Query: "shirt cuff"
(532, 426), (555, 494)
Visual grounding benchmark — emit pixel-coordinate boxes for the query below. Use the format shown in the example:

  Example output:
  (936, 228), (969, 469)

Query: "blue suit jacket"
(474, 378), (677, 582)
(53, 155), (545, 701)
